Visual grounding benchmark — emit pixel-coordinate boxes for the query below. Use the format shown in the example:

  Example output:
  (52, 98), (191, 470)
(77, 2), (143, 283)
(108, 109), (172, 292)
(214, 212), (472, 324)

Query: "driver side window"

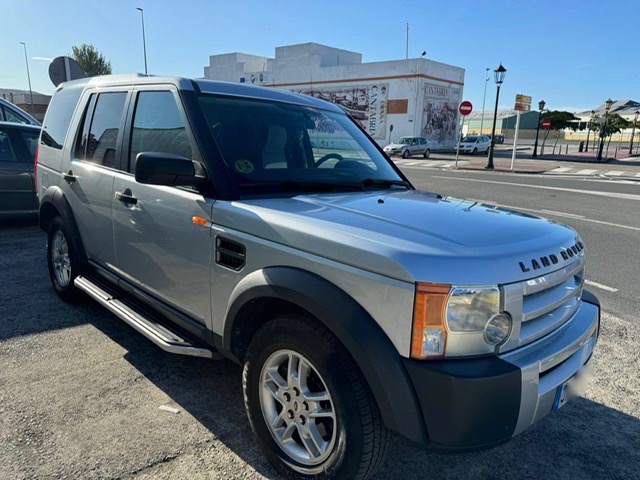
(129, 91), (193, 172)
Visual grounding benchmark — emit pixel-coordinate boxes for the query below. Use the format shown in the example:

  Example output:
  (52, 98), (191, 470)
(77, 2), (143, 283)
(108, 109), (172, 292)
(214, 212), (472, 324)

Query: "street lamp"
(532, 99), (546, 158)
(485, 63), (506, 170)
(480, 67), (489, 135)
(597, 98), (613, 162)
(585, 110), (595, 152)
(629, 110), (639, 155)
(136, 7), (148, 74)
(19, 42), (34, 115)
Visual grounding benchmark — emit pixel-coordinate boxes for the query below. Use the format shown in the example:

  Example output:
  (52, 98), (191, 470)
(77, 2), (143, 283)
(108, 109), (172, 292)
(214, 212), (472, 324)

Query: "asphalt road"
(1, 167), (639, 479)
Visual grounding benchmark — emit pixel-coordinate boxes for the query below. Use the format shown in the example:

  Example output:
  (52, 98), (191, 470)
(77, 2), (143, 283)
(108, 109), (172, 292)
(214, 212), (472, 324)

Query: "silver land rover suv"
(36, 74), (600, 480)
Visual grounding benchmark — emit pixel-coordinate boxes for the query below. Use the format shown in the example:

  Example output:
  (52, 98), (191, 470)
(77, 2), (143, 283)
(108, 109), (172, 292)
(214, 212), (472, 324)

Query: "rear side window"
(3, 106), (30, 124)
(129, 91), (193, 172)
(41, 86), (82, 149)
(19, 131), (39, 158)
(419, 138), (426, 145)
(0, 130), (17, 162)
(77, 92), (127, 168)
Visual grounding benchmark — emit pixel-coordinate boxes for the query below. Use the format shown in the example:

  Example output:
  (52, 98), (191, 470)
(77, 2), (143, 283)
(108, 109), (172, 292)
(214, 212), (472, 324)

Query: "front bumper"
(402, 291), (600, 452)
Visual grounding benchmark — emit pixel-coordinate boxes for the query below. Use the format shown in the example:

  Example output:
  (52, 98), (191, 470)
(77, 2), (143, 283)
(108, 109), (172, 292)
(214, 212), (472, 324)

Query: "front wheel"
(472, 147), (478, 155)
(423, 149), (431, 159)
(402, 150), (410, 159)
(47, 217), (83, 303)
(243, 315), (389, 480)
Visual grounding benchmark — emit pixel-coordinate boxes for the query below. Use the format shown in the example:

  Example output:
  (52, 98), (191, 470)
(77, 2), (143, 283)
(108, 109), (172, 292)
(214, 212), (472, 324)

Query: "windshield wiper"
(361, 178), (411, 189)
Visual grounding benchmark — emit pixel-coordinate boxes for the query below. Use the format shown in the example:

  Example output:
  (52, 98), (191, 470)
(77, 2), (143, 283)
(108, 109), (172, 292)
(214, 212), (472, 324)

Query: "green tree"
(70, 44), (112, 77)
(539, 111), (580, 153)
(599, 114), (631, 151)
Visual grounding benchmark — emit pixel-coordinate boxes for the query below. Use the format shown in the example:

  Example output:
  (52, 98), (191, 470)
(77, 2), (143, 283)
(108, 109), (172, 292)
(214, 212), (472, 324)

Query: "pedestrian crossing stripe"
(605, 171), (624, 176)
(575, 169), (598, 175)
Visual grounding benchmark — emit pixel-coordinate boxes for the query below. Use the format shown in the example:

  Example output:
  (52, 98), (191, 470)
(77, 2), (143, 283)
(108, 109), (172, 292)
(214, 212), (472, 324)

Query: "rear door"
(0, 126), (34, 216)
(112, 86), (213, 329)
(63, 88), (131, 267)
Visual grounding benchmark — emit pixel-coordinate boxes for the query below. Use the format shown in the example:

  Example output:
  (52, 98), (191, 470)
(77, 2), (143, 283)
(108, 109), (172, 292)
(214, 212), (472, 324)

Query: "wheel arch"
(223, 266), (429, 445)
(39, 186), (88, 267)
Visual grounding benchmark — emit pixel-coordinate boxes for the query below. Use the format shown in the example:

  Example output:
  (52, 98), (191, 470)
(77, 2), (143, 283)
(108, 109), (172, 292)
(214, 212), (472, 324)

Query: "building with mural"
(203, 43), (465, 150)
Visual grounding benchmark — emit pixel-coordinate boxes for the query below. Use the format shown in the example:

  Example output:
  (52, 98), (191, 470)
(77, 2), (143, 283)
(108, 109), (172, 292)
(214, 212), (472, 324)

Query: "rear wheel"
(402, 150), (410, 159)
(243, 315), (389, 480)
(423, 149), (431, 159)
(47, 217), (83, 303)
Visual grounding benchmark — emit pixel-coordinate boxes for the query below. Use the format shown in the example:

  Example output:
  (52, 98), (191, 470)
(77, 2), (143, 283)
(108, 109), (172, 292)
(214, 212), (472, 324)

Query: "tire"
(46, 216), (84, 303)
(472, 147), (478, 155)
(402, 150), (410, 159)
(243, 314), (390, 480)
(485, 147), (490, 154)
(423, 149), (431, 159)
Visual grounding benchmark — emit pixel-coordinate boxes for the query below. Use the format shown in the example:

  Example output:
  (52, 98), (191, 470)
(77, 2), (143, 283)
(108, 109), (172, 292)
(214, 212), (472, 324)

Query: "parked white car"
(459, 135), (491, 154)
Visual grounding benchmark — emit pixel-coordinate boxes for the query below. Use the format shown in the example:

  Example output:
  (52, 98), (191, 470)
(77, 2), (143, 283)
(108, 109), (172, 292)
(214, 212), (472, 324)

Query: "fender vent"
(216, 236), (246, 271)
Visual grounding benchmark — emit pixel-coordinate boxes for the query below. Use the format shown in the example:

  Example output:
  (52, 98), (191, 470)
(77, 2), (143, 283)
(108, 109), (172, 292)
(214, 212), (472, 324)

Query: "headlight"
(446, 286), (500, 332)
(411, 284), (512, 360)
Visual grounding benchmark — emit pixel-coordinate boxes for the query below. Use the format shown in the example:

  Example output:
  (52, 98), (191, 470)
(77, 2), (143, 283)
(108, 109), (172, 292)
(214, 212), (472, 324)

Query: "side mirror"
(135, 152), (207, 187)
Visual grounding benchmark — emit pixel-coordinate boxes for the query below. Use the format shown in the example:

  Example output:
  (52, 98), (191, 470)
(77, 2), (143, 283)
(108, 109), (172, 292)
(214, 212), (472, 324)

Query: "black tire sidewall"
(244, 318), (369, 480)
(47, 217), (82, 302)
(402, 150), (409, 158)
(473, 147), (478, 154)
(423, 149), (430, 158)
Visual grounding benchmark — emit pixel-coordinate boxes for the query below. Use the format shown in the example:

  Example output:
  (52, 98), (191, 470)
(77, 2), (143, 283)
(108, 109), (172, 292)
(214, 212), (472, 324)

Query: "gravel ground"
(0, 223), (638, 480)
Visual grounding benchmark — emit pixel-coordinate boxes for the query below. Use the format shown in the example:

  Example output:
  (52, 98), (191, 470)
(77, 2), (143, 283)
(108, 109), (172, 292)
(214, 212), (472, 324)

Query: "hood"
(214, 190), (582, 285)
(384, 143), (405, 149)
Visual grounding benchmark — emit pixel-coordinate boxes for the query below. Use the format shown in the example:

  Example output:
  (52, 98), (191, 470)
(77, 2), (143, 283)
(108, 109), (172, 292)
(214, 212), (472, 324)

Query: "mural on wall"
(421, 83), (462, 149)
(298, 84), (388, 139)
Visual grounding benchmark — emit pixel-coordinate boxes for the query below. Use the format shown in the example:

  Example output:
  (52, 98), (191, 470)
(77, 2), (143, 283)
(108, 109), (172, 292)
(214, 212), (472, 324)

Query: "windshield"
(198, 94), (405, 192)
(462, 136), (478, 142)
(395, 137), (412, 144)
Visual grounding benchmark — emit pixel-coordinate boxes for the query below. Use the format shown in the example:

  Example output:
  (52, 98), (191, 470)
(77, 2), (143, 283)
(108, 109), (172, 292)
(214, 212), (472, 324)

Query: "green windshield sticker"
(235, 160), (254, 174)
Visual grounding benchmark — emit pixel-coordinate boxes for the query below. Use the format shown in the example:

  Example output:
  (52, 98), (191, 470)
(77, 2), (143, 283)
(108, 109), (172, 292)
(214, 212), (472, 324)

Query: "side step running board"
(75, 275), (213, 359)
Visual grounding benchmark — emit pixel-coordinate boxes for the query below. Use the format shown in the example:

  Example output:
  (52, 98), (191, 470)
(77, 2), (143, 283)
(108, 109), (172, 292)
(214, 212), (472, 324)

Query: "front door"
(112, 87), (213, 328)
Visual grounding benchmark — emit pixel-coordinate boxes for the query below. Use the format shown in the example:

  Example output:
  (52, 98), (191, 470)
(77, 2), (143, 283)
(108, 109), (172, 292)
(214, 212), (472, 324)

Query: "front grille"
(501, 254), (586, 353)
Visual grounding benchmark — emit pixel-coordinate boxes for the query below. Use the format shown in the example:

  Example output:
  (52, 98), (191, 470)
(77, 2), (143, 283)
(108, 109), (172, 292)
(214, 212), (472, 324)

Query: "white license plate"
(553, 364), (593, 411)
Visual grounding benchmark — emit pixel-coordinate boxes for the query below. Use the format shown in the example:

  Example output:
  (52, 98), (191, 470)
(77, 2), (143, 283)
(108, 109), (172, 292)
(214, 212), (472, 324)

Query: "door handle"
(115, 191), (138, 205)
(63, 171), (76, 183)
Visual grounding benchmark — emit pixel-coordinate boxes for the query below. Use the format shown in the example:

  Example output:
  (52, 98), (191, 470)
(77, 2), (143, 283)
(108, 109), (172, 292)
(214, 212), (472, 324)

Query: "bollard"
(565, 144), (569, 154)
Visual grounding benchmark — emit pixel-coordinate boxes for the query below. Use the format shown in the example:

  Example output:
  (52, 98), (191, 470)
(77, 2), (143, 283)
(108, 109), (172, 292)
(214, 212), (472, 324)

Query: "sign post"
(511, 94), (531, 171)
(540, 118), (552, 156)
(456, 101), (473, 168)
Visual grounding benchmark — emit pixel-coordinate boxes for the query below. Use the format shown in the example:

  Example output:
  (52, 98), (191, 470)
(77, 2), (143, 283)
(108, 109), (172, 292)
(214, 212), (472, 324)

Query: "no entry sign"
(542, 119), (552, 129)
(459, 101), (473, 116)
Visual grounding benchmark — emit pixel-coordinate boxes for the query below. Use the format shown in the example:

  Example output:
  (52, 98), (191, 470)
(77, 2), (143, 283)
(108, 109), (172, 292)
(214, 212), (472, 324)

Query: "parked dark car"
(0, 121), (40, 219)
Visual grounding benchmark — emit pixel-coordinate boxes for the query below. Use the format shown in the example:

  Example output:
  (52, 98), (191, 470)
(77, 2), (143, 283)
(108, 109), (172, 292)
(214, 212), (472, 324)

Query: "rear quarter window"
(41, 86), (83, 149)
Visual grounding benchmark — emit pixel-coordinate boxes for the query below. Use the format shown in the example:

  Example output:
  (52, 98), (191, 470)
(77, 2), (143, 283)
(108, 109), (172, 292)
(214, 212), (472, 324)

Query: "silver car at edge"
(383, 136), (431, 158)
(35, 74), (599, 480)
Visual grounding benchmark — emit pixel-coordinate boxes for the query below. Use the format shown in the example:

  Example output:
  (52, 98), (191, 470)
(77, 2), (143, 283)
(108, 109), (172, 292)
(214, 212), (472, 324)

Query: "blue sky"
(1, 0), (636, 113)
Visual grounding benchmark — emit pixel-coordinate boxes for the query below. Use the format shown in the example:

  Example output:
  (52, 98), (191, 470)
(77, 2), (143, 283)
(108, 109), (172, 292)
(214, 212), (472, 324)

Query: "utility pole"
(136, 7), (148, 74)
(405, 23), (409, 60)
(19, 42), (34, 115)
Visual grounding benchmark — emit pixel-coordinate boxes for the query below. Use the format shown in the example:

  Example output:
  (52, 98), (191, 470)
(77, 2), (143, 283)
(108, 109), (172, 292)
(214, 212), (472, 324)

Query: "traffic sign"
(542, 119), (552, 129)
(459, 101), (473, 116)
(514, 94), (532, 112)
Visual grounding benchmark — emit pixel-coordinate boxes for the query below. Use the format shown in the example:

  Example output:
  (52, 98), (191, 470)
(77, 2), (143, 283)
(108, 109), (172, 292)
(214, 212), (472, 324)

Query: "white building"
(203, 43), (465, 149)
